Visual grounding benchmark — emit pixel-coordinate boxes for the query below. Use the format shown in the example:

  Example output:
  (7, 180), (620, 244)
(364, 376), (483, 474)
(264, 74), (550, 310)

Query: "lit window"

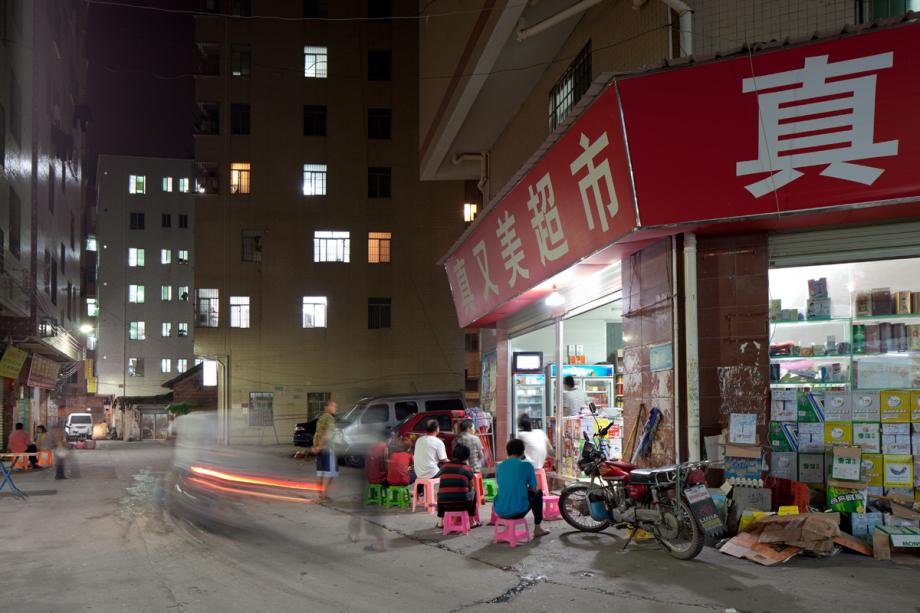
(86, 235), (97, 251)
(161, 358), (172, 374)
(303, 163), (327, 196)
(302, 296), (327, 328)
(178, 250), (189, 264)
(128, 357), (144, 376)
(230, 296), (250, 328)
(313, 230), (349, 263)
(368, 231), (391, 263)
(87, 335), (97, 351)
(196, 288), (219, 327)
(162, 322), (172, 337)
(87, 298), (98, 317)
(463, 203), (478, 223)
(129, 321), (146, 340)
(128, 248), (145, 267)
(178, 323), (189, 337)
(161, 249), (172, 264)
(161, 285), (173, 301)
(177, 358), (188, 372)
(230, 162), (251, 194)
(129, 175), (146, 194)
(178, 286), (190, 301)
(178, 177), (190, 193)
(304, 46), (328, 78)
(128, 285), (145, 304)
(162, 177), (173, 192)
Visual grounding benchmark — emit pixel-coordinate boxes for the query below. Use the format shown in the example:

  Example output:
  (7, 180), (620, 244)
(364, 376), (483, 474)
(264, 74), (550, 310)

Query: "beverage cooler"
(512, 374), (546, 432)
(546, 364), (616, 414)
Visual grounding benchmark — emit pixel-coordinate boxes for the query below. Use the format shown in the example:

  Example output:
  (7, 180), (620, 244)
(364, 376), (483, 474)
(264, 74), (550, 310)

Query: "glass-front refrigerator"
(512, 373), (546, 433)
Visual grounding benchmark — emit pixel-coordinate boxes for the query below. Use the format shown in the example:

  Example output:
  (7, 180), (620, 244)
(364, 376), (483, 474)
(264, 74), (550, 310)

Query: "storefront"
(442, 19), (920, 494)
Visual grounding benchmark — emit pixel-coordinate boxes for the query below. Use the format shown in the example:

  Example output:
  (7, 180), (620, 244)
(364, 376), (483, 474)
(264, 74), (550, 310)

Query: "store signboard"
(617, 22), (920, 227)
(27, 354), (60, 390)
(0, 345), (28, 379)
(444, 86), (637, 327)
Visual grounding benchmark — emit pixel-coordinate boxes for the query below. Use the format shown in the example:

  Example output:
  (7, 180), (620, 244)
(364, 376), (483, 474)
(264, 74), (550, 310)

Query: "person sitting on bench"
(8, 423), (39, 468)
(494, 438), (549, 539)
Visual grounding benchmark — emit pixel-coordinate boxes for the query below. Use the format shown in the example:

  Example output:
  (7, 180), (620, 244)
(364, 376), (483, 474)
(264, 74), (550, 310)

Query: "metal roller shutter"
(768, 220), (920, 268)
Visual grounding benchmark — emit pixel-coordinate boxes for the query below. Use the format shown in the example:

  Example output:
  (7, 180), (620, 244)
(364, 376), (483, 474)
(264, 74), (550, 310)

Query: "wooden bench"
(0, 452), (40, 471)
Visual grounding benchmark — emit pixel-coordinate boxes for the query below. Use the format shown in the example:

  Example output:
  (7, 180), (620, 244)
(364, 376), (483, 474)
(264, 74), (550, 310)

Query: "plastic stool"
(412, 478), (439, 514)
(12, 455), (31, 471)
(385, 485), (411, 509)
(364, 483), (385, 506)
(488, 506), (498, 525)
(493, 517), (530, 547)
(482, 478), (498, 502)
(442, 511), (471, 535)
(37, 450), (53, 468)
(534, 468), (549, 494)
(542, 495), (561, 520)
(473, 473), (485, 505)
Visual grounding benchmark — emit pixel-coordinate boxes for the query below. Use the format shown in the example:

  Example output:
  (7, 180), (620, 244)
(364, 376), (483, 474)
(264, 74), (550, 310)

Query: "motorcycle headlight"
(294, 426), (305, 433)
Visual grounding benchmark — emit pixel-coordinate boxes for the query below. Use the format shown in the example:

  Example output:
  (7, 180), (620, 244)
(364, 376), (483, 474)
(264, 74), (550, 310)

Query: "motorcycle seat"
(628, 465), (678, 484)
(610, 460), (637, 472)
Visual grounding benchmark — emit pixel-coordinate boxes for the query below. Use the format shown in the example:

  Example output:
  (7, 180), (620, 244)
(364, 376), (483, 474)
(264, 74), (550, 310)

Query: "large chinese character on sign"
(570, 131), (618, 232)
(472, 240), (499, 300)
(737, 52), (898, 198)
(453, 258), (476, 314)
(496, 211), (529, 288)
(527, 172), (569, 265)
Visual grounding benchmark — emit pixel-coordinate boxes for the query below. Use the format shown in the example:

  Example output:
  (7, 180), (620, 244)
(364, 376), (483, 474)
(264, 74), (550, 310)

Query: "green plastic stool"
(482, 478), (498, 502)
(385, 485), (411, 509)
(364, 483), (386, 506)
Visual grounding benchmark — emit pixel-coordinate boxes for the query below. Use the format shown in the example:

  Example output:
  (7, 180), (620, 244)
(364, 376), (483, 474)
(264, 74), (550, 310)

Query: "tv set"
(512, 351), (543, 373)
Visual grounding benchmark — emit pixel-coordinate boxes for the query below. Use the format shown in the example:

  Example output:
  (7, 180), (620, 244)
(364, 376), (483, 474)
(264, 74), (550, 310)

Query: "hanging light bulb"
(545, 285), (565, 307)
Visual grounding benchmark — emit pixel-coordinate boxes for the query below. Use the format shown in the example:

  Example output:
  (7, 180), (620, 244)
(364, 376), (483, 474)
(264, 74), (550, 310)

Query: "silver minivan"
(65, 412), (94, 439)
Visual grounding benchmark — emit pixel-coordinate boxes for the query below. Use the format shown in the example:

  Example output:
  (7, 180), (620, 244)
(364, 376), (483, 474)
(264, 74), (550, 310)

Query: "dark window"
(66, 282), (73, 320)
(162, 213), (172, 228)
(51, 258), (58, 305)
(413, 413), (452, 433)
(394, 401), (418, 421)
(242, 230), (263, 262)
(303, 105), (326, 136)
(48, 162), (55, 213)
(367, 167), (391, 198)
(307, 391), (330, 419)
(60, 243), (65, 275)
(425, 398), (463, 412)
(465, 332), (479, 352)
(70, 212), (75, 248)
(368, 0), (391, 21)
(9, 187), (20, 257)
(0, 103), (5, 168)
(368, 108), (391, 139)
(130, 212), (145, 230)
(196, 102), (220, 135)
(368, 50), (391, 81)
(548, 41), (591, 131)
(231, 44), (251, 76)
(179, 214), (189, 228)
(203, 0), (220, 13)
(465, 375), (479, 392)
(0, 229), (4, 273)
(231, 0), (251, 16)
(231, 103), (250, 135)
(303, 0), (327, 18)
(44, 250), (51, 294)
(368, 297), (391, 329)
(197, 43), (220, 76)
(10, 73), (20, 144)
(858, 0), (913, 21)
(361, 404), (389, 424)
(249, 392), (274, 426)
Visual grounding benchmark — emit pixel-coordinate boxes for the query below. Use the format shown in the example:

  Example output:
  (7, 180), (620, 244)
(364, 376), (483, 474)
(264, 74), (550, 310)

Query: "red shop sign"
(617, 22), (920, 227)
(444, 87), (636, 328)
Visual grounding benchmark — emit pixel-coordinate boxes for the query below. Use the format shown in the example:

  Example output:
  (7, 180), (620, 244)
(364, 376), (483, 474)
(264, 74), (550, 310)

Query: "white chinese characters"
(472, 239), (499, 300)
(452, 258), (476, 314)
(496, 211), (529, 288)
(737, 52), (898, 198)
(527, 172), (569, 265)
(570, 131), (618, 232)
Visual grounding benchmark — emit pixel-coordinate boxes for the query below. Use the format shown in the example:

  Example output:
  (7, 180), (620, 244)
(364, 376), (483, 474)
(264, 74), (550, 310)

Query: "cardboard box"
(729, 413), (758, 445)
(912, 391), (920, 422)
(807, 298), (831, 320)
(797, 391), (825, 423)
(827, 486), (867, 513)
(770, 389), (797, 422)
(831, 445), (862, 481)
(910, 325), (920, 351)
(769, 299), (781, 322)
(866, 324), (881, 353)
(855, 291), (872, 316)
(824, 391), (851, 421)
(881, 390), (911, 423)
(798, 453), (825, 483)
(915, 457), (920, 488)
(862, 453), (884, 487)
(913, 433), (920, 456)
(808, 278), (828, 299)
(850, 511), (883, 539)
(852, 391), (881, 422)
(824, 421), (852, 447)
(883, 423), (911, 454)
(879, 525), (920, 548)
(770, 451), (797, 481)
(884, 454), (914, 488)
(882, 515), (920, 530)
(853, 421), (881, 453)
(769, 421), (798, 452)
(896, 291), (912, 314)
(725, 456), (763, 480)
(729, 487), (772, 529)
(798, 422), (824, 452)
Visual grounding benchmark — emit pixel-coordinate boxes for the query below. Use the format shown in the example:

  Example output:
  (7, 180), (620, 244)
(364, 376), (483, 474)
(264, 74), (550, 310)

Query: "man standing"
(455, 419), (484, 472)
(312, 400), (338, 500)
(413, 419), (446, 480)
(8, 423), (39, 468)
(562, 376), (589, 416)
(494, 438), (550, 539)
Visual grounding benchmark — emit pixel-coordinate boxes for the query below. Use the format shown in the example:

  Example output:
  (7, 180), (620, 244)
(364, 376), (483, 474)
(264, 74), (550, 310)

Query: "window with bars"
(178, 322), (189, 337)
(307, 392), (331, 419)
(304, 46), (328, 78)
(231, 103), (250, 135)
(368, 167), (391, 198)
(162, 322), (172, 337)
(231, 162), (251, 194)
(179, 286), (190, 301)
(368, 108), (391, 139)
(130, 212), (145, 230)
(161, 358), (172, 374)
(463, 203), (478, 224)
(314, 231), (349, 262)
(161, 285), (173, 301)
(548, 42), (591, 132)
(368, 232), (391, 264)
(242, 230), (263, 262)
(178, 178), (190, 193)
(129, 321), (146, 340)
(196, 288), (219, 327)
(303, 163), (327, 195)
(87, 298), (99, 317)
(231, 43), (251, 76)
(178, 250), (189, 264)
(129, 285), (145, 304)
(302, 296), (327, 328)
(179, 214), (189, 228)
(177, 359), (188, 372)
(249, 392), (274, 426)
(303, 105), (327, 136)
(161, 249), (172, 264)
(129, 175), (146, 194)
(162, 213), (172, 228)
(230, 296), (250, 328)
(128, 248), (145, 267)
(368, 297), (391, 329)
(162, 177), (173, 192)
(128, 358), (144, 377)
(368, 50), (391, 81)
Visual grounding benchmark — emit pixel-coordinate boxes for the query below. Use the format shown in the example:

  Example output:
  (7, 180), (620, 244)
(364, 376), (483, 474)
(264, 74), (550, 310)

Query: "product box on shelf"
(862, 453), (884, 487)
(769, 421), (798, 452)
(825, 422), (852, 447)
(830, 445), (862, 481)
(882, 423), (911, 454)
(894, 323), (909, 352)
(915, 457), (920, 488)
(729, 413), (758, 445)
(808, 278), (828, 299)
(807, 298), (831, 320)
(769, 299), (781, 322)
(798, 453), (825, 484)
(912, 391), (920, 422)
(852, 391), (881, 421)
(871, 288), (893, 315)
(910, 325), (920, 351)
(896, 291), (912, 315)
(824, 391), (851, 421)
(770, 389), (797, 422)
(884, 455), (914, 488)
(850, 511), (884, 541)
(881, 390), (911, 423)
(880, 323), (893, 353)
(866, 325), (882, 353)
(798, 423), (824, 452)
(855, 291), (872, 317)
(770, 451), (797, 481)
(797, 391), (826, 423)
(913, 292), (920, 314)
(827, 487), (867, 513)
(853, 422), (881, 453)
(913, 433), (920, 456)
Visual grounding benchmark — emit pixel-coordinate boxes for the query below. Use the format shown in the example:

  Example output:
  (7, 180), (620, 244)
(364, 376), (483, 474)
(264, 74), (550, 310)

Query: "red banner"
(618, 22), (920, 227)
(444, 87), (636, 327)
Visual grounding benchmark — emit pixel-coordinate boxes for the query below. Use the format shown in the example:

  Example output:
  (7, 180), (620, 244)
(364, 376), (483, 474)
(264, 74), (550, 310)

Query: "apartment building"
(95, 156), (196, 398)
(0, 0), (89, 443)
(193, 0), (469, 443)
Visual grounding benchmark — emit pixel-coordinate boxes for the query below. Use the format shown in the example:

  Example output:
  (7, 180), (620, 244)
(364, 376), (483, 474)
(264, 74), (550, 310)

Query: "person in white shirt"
(413, 419), (447, 480)
(517, 415), (553, 478)
(562, 375), (589, 416)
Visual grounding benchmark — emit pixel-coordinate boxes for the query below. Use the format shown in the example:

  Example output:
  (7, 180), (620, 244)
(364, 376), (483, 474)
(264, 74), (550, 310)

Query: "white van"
(65, 412), (94, 439)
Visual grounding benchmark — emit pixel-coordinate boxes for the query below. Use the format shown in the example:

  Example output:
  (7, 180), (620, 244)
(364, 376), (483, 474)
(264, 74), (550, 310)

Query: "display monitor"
(513, 351), (543, 373)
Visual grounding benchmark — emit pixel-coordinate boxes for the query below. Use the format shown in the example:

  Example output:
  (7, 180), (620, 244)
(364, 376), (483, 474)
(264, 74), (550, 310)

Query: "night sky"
(86, 0), (194, 178)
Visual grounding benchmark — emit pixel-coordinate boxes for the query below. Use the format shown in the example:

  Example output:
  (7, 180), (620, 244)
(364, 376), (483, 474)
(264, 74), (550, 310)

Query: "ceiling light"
(545, 285), (565, 307)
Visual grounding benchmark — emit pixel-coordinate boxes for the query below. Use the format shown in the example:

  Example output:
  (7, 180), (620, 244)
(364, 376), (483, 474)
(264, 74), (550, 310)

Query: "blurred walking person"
(312, 399), (339, 501)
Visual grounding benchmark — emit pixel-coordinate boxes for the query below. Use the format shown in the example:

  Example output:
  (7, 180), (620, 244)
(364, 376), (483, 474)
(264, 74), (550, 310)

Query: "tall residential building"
(193, 0), (468, 443)
(96, 156), (196, 398)
(0, 0), (89, 443)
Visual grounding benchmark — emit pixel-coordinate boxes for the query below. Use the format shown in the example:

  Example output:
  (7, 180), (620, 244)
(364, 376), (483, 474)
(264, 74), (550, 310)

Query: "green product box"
(827, 486), (867, 513)
(769, 421), (798, 452)
(797, 390), (826, 423)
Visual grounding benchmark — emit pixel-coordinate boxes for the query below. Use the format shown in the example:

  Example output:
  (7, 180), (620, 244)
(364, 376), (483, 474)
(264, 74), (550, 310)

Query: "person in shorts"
(312, 399), (339, 500)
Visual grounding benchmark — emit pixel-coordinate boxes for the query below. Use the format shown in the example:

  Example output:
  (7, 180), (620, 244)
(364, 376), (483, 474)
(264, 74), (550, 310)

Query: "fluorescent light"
(545, 285), (565, 307)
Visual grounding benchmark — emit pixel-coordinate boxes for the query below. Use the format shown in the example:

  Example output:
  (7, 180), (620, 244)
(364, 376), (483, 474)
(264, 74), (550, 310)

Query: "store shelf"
(770, 317), (850, 326)
(770, 382), (848, 387)
(852, 351), (920, 358)
(769, 355), (852, 361)
(852, 313), (920, 321)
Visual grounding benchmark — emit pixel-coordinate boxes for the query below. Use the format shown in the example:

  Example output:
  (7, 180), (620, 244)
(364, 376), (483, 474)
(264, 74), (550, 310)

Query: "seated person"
(434, 444), (480, 529)
(8, 422), (39, 468)
(516, 415), (552, 475)
(364, 440), (389, 485)
(494, 438), (550, 538)
(387, 438), (416, 487)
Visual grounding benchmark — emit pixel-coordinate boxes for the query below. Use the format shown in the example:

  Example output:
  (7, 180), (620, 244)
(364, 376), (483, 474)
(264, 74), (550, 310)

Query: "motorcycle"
(559, 414), (720, 560)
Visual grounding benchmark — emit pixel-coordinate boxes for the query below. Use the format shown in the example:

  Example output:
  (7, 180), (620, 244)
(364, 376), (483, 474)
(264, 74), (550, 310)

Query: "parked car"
(292, 392), (466, 466)
(65, 412), (94, 440)
(390, 409), (466, 456)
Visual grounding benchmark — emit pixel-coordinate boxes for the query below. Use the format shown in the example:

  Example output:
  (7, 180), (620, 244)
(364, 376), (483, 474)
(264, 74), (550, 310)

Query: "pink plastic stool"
(542, 495), (561, 520)
(493, 517), (531, 547)
(488, 506), (498, 525)
(442, 511), (471, 535)
(411, 478), (439, 514)
(534, 468), (549, 494)
(473, 473), (485, 505)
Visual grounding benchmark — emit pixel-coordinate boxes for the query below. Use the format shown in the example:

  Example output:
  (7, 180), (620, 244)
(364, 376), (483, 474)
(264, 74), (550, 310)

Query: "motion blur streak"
(190, 465), (324, 492)
(186, 476), (317, 504)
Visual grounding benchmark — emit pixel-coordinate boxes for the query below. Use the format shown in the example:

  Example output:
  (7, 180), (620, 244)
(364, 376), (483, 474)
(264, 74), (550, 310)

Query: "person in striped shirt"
(434, 443), (480, 529)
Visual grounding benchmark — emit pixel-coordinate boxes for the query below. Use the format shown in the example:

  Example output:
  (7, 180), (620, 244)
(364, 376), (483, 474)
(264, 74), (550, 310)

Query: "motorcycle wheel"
(559, 484), (611, 533)
(656, 499), (704, 560)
